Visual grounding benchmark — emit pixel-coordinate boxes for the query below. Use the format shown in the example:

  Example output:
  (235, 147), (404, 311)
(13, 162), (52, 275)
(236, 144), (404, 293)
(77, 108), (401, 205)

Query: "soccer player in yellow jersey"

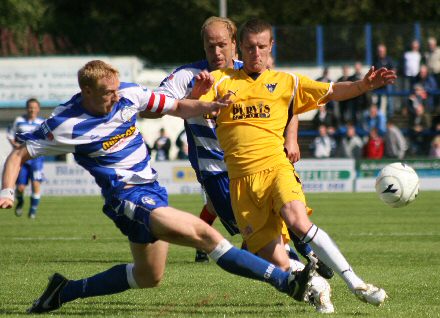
(199, 19), (396, 307)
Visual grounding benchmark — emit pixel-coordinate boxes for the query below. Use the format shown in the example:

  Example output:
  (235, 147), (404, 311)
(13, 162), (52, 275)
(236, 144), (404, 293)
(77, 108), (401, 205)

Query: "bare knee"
(16, 185), (25, 193)
(193, 220), (223, 253)
(257, 238), (291, 271)
(281, 200), (312, 237)
(133, 268), (164, 288)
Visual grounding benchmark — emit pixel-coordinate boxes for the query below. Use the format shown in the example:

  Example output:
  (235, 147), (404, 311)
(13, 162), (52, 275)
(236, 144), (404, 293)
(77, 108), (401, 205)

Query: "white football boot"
(306, 274), (335, 314)
(354, 283), (388, 306)
(290, 259), (334, 313)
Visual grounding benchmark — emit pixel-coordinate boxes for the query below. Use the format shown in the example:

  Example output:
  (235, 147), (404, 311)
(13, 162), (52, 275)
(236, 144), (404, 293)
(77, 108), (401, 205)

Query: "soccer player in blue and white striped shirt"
(7, 98), (45, 218)
(0, 60), (315, 313)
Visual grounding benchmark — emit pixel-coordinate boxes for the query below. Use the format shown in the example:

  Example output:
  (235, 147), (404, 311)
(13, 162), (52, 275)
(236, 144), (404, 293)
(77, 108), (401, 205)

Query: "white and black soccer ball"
(375, 162), (420, 208)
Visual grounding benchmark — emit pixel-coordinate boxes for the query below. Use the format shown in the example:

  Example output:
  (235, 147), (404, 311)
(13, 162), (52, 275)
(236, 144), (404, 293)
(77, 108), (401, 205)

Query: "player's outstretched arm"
(138, 111), (165, 119)
(167, 98), (230, 119)
(0, 145), (31, 209)
(330, 66), (397, 101)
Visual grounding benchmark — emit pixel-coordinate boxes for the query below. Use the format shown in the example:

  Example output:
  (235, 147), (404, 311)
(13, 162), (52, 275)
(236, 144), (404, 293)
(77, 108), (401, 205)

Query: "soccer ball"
(375, 162), (419, 208)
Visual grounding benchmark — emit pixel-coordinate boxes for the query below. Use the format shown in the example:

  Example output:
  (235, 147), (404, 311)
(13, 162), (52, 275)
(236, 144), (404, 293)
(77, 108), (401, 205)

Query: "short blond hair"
(78, 60), (119, 89)
(201, 16), (237, 42)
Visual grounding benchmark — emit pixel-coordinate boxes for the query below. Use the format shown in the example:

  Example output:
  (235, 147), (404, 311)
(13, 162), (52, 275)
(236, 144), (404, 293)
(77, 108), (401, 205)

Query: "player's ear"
(82, 85), (92, 97)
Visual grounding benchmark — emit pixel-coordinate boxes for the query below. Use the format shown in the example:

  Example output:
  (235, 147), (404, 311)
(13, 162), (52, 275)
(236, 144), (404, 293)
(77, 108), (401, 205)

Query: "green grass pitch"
(0, 192), (439, 317)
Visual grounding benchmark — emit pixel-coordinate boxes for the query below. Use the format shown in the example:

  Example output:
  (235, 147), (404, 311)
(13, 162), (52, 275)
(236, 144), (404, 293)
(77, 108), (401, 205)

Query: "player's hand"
(0, 198), (13, 209)
(284, 142), (301, 163)
(210, 93), (232, 116)
(191, 70), (214, 99)
(363, 66), (397, 90)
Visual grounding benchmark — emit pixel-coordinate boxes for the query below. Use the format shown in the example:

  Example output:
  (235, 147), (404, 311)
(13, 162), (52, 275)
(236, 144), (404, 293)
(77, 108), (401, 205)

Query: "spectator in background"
(409, 104), (432, 156)
(337, 65), (351, 124)
(6, 98), (44, 219)
(337, 122), (364, 159)
(384, 120), (407, 159)
(348, 62), (371, 124)
(363, 127), (384, 159)
(310, 124), (336, 158)
(373, 43), (396, 118)
(407, 84), (428, 119)
(312, 106), (338, 137)
(316, 67), (335, 112)
(316, 67), (331, 83)
(402, 39), (422, 91)
(175, 129), (189, 160)
(429, 136), (440, 158)
(431, 113), (440, 133)
(425, 37), (440, 89)
(153, 128), (171, 161)
(412, 64), (438, 112)
(360, 104), (387, 136)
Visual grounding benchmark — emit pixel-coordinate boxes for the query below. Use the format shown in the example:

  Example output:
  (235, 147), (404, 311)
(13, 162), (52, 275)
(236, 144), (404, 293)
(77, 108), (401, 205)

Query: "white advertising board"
(0, 56), (143, 107)
(35, 161), (201, 196)
(294, 159), (355, 192)
(6, 159), (438, 196)
(355, 177), (440, 192)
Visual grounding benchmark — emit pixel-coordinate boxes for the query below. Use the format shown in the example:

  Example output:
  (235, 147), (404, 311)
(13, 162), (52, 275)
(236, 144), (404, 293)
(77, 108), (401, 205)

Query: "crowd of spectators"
(310, 37), (440, 159)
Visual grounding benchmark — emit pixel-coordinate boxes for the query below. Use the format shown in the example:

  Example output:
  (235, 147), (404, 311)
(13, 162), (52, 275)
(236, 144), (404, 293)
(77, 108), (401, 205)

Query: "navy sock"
(29, 194), (40, 215)
(214, 245), (290, 293)
(286, 245), (301, 261)
(60, 264), (130, 303)
(289, 229), (313, 257)
(16, 192), (24, 207)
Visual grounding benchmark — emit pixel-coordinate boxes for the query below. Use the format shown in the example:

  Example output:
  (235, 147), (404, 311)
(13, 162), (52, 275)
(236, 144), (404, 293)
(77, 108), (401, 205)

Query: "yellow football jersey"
(200, 68), (332, 178)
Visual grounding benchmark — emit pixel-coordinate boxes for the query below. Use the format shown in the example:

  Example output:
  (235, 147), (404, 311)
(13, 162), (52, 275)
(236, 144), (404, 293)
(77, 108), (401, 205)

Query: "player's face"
(240, 30), (273, 74)
(203, 22), (235, 70)
(26, 101), (40, 120)
(83, 76), (120, 116)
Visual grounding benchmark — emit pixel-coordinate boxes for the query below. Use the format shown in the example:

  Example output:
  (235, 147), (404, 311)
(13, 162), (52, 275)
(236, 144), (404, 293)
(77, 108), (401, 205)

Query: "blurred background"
(0, 0), (439, 194)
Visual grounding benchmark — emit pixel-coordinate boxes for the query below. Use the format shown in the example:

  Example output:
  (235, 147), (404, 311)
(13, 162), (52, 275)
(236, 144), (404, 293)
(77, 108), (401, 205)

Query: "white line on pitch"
(10, 237), (116, 241)
(350, 232), (439, 236)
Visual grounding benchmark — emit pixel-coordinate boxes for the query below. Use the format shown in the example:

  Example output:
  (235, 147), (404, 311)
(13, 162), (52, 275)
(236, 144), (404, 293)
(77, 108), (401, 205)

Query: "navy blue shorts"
(202, 172), (240, 236)
(102, 182), (168, 244)
(17, 157), (44, 185)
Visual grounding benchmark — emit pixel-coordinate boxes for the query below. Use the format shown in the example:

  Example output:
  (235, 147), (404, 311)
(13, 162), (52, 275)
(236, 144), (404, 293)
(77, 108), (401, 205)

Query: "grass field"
(0, 192), (439, 317)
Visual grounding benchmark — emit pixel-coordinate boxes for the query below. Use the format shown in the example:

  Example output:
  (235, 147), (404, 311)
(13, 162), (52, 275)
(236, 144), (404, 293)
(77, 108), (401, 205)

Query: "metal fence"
(274, 22), (440, 66)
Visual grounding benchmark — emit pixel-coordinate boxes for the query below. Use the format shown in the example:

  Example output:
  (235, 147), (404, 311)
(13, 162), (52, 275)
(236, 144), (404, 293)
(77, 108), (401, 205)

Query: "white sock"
(126, 263), (139, 289)
(304, 224), (364, 291)
(208, 239), (233, 262)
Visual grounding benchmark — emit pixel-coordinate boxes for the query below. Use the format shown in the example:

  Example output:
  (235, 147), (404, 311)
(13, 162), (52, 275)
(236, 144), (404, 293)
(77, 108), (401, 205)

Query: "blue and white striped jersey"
(20, 82), (175, 196)
(7, 115), (44, 142)
(155, 59), (243, 181)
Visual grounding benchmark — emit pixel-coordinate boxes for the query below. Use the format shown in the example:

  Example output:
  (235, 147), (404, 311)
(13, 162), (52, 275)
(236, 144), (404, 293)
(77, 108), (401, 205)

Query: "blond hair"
(78, 60), (119, 89)
(200, 16), (237, 42)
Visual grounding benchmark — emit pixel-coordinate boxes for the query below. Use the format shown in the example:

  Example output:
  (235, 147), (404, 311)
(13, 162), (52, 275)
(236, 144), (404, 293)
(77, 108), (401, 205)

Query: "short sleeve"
(119, 83), (176, 114)
(20, 121), (75, 158)
(293, 74), (332, 115)
(154, 68), (198, 99)
(6, 118), (19, 141)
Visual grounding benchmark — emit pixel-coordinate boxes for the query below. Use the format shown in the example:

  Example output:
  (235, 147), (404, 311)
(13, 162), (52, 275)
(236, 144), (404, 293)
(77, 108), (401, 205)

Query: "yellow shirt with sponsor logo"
(200, 68), (331, 178)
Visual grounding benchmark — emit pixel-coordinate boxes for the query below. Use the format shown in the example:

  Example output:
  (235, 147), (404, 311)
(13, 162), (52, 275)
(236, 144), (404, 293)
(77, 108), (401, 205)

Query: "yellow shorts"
(230, 163), (310, 253)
